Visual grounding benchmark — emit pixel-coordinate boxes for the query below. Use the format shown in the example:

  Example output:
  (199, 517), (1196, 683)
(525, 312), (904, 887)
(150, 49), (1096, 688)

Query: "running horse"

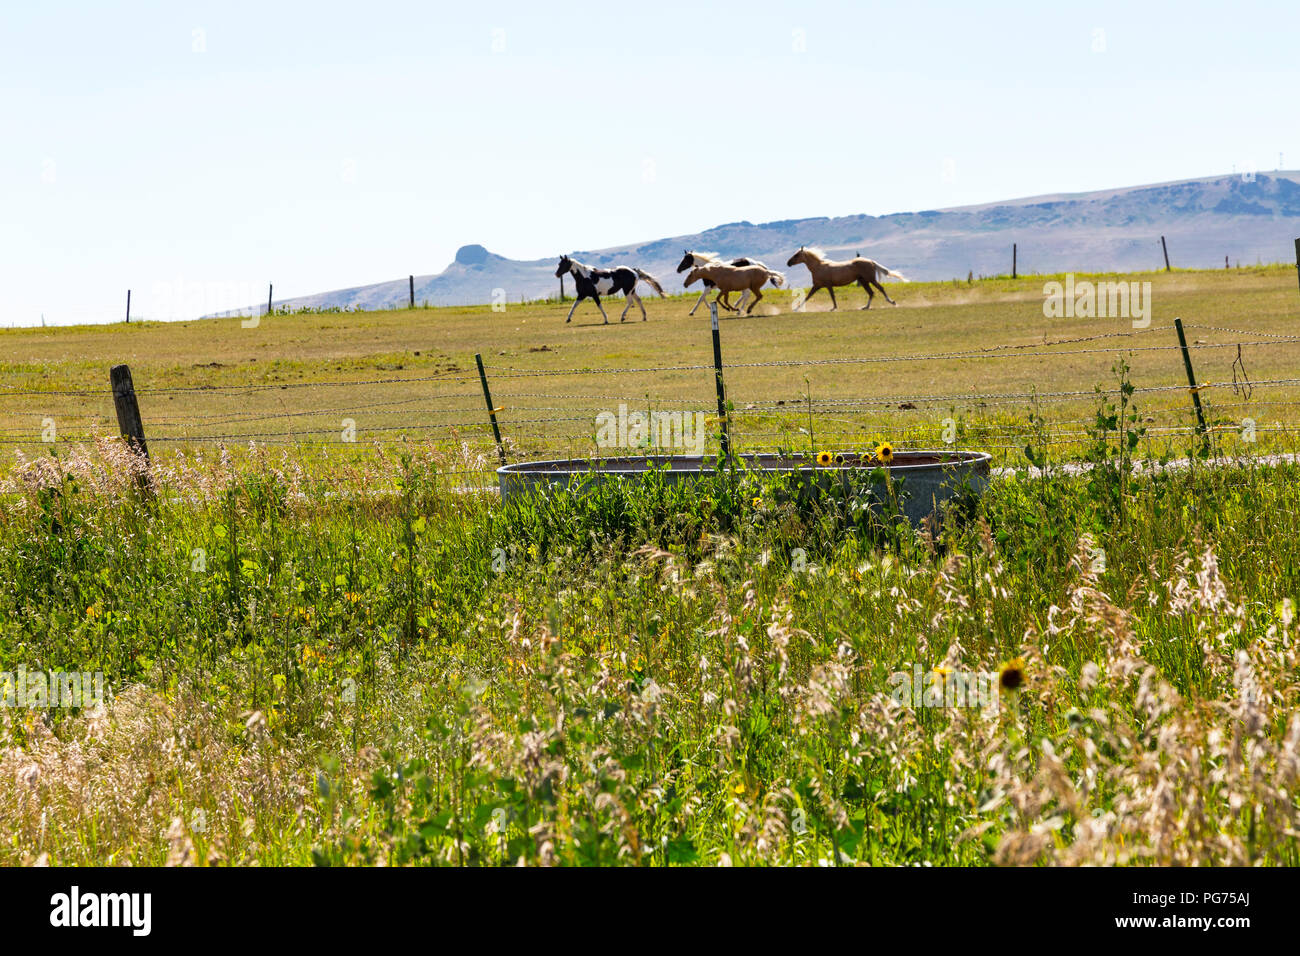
(675, 250), (775, 315)
(785, 246), (908, 310)
(683, 261), (785, 315)
(555, 255), (666, 323)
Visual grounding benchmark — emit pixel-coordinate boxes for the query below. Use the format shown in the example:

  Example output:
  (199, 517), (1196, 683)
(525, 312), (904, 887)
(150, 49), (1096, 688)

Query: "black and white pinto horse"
(675, 250), (774, 315)
(555, 255), (666, 323)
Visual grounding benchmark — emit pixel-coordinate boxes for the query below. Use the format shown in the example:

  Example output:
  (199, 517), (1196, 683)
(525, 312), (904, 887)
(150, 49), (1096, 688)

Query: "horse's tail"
(880, 265), (909, 282)
(766, 270), (786, 288)
(635, 269), (666, 297)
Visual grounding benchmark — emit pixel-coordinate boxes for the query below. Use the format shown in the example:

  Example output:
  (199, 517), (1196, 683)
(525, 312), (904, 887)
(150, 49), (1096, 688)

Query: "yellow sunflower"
(816, 451), (833, 466)
(999, 657), (1026, 692)
(875, 442), (895, 465)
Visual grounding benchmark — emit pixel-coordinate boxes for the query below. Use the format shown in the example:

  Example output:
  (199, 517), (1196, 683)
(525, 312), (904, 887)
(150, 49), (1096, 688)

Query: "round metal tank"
(497, 451), (992, 526)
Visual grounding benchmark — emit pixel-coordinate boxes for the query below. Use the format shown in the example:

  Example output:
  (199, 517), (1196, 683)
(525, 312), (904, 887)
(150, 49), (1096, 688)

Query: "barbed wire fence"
(2, 313), (1298, 486)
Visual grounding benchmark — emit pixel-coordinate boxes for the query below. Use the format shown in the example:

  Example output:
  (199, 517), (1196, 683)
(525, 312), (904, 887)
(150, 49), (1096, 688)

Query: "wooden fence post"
(1011, 243), (1017, 279)
(710, 301), (731, 461)
(109, 364), (153, 493)
(409, 275), (415, 308)
(559, 274), (566, 302)
(267, 283), (273, 317)
(125, 289), (131, 324)
(1161, 236), (1171, 272)
(475, 353), (506, 467)
(1173, 317), (1209, 456)
(1294, 237), (1299, 291)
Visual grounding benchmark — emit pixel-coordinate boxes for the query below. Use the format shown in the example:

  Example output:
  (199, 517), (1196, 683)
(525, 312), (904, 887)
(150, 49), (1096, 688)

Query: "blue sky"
(2, 0), (1296, 324)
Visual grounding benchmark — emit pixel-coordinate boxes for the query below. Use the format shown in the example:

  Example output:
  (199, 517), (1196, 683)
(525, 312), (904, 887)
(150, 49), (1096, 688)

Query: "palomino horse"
(555, 255), (666, 323)
(675, 251), (773, 315)
(785, 246), (908, 310)
(683, 262), (785, 315)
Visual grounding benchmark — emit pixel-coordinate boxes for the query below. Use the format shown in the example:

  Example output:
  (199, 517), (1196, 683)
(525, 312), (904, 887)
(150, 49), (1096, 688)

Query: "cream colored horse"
(786, 246), (908, 310)
(676, 250), (773, 315)
(684, 262), (785, 315)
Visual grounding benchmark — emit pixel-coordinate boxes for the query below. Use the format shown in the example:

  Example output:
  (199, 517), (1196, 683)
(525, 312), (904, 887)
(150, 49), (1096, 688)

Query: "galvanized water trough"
(497, 450), (992, 526)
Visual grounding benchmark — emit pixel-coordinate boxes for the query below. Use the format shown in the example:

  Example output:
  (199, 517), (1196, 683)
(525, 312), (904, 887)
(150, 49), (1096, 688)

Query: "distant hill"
(214, 172), (1300, 315)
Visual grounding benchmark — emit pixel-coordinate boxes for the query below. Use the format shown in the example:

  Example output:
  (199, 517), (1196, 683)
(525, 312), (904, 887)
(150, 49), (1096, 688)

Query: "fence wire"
(3, 321), (1298, 461)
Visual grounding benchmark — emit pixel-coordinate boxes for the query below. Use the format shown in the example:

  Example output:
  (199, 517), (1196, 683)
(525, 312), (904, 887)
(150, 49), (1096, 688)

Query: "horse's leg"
(873, 280), (897, 305)
(593, 295), (609, 324)
(620, 292), (642, 322)
(859, 279), (874, 310)
(716, 290), (737, 312)
(827, 286), (839, 311)
(734, 289), (750, 314)
(566, 295), (583, 323)
(800, 286), (821, 311)
(637, 291), (648, 321)
(747, 287), (763, 314)
(689, 289), (709, 316)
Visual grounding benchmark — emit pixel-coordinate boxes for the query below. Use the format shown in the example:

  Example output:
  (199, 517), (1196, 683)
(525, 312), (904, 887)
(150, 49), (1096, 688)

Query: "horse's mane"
(692, 258), (741, 272)
(801, 246), (828, 261)
(565, 256), (593, 278)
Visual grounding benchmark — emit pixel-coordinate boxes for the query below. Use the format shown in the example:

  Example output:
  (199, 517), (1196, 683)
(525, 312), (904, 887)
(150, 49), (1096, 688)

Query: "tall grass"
(1, 420), (1298, 865)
